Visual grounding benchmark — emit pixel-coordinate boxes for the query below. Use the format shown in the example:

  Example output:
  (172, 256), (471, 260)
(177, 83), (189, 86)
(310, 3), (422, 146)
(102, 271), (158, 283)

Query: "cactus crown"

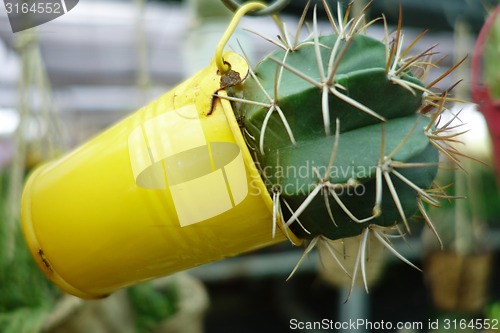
(222, 1), (468, 297)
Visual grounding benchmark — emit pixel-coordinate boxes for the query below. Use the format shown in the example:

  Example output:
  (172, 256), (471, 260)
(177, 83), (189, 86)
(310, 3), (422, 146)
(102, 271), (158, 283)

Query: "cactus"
(223, 2), (466, 294)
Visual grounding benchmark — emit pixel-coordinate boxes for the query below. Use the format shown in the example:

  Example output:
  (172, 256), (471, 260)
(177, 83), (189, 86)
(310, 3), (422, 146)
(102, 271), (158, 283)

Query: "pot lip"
(217, 55), (303, 245)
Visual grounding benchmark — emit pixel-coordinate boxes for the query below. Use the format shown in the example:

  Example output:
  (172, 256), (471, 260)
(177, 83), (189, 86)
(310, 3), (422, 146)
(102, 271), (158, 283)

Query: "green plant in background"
(473, 4), (500, 184)
(487, 302), (500, 322)
(224, 1), (467, 295)
(484, 5), (500, 100)
(0, 171), (60, 333)
(127, 282), (178, 333)
(0, 30), (62, 333)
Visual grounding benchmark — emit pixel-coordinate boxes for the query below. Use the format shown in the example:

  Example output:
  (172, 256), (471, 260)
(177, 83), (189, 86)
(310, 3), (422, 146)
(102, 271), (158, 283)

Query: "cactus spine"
(224, 1), (467, 295)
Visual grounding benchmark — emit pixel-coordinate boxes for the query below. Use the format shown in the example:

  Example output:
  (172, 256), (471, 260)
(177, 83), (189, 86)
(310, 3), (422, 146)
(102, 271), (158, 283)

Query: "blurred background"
(1, 0), (500, 332)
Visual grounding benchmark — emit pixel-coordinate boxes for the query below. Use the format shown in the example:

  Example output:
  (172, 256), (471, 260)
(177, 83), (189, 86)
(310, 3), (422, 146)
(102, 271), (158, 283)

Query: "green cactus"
(224, 2), (465, 294)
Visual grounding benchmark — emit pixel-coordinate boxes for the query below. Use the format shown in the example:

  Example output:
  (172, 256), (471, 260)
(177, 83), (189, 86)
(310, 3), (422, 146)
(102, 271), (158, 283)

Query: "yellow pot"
(21, 52), (297, 299)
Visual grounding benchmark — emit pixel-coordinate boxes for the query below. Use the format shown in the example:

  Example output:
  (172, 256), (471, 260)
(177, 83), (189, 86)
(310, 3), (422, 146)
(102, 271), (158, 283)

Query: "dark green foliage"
(0, 171), (60, 332)
(127, 282), (178, 333)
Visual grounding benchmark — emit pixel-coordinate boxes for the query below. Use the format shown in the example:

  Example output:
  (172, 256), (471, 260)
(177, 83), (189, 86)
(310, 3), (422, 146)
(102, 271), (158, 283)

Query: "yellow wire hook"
(221, 0), (291, 16)
(215, 2), (283, 75)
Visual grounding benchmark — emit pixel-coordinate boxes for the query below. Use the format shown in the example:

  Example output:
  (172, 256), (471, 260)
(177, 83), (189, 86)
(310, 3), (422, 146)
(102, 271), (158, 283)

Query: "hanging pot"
(20, 51), (296, 299)
(424, 251), (492, 313)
